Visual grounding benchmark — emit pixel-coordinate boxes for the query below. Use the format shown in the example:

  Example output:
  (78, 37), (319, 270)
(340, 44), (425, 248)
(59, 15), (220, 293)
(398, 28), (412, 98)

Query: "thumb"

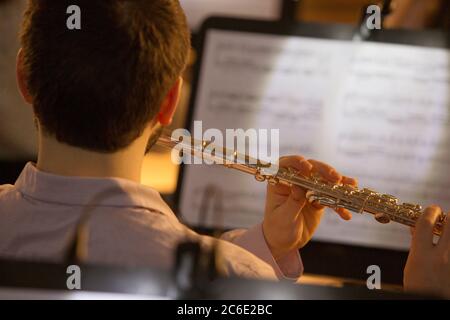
(278, 186), (307, 221)
(412, 206), (441, 253)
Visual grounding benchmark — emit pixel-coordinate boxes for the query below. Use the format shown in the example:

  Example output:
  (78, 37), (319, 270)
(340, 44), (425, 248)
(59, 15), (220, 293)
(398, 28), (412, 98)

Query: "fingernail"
(426, 205), (441, 213)
(301, 161), (313, 172)
(424, 206), (442, 219)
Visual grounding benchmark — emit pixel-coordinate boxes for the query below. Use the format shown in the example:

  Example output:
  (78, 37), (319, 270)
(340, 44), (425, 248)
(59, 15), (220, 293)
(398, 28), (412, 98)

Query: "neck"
(37, 134), (148, 183)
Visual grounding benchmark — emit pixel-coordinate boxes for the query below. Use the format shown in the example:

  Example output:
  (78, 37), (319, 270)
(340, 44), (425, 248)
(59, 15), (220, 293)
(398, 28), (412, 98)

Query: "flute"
(157, 133), (447, 236)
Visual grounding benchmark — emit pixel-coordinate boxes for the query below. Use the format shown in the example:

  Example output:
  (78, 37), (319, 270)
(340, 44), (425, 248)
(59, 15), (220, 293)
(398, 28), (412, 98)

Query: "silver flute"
(158, 133), (447, 236)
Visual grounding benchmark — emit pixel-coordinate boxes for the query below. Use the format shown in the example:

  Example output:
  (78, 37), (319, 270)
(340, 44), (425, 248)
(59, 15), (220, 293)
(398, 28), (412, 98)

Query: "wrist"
(269, 245), (290, 262)
(262, 222), (292, 261)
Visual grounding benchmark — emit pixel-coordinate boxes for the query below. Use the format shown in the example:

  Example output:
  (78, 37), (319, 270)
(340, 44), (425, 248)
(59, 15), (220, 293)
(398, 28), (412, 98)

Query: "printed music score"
(179, 30), (450, 250)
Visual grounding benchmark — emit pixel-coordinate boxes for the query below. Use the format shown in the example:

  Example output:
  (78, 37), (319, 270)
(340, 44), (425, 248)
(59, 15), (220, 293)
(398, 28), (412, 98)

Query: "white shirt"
(0, 163), (303, 281)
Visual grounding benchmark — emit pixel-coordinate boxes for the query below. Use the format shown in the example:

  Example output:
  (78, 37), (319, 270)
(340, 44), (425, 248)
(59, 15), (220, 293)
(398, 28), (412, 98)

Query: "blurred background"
(0, 0), (448, 191)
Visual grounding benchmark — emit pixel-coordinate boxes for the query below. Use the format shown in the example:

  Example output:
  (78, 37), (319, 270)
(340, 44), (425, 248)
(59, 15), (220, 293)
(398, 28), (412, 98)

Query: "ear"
(157, 77), (183, 126)
(16, 48), (33, 105)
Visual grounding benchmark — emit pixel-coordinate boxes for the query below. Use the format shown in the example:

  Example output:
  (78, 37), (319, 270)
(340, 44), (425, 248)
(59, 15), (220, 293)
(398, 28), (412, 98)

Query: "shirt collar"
(14, 162), (175, 216)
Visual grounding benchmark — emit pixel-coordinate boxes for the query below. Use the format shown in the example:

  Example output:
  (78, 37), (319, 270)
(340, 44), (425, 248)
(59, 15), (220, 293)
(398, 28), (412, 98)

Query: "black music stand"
(0, 258), (427, 300)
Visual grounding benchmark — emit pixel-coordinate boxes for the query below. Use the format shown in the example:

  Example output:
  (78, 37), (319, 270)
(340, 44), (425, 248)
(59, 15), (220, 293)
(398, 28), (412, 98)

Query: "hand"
(384, 0), (443, 29)
(262, 156), (357, 261)
(404, 206), (450, 299)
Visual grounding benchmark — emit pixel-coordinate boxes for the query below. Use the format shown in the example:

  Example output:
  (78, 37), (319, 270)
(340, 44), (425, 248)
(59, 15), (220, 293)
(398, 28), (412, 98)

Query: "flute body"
(158, 133), (446, 236)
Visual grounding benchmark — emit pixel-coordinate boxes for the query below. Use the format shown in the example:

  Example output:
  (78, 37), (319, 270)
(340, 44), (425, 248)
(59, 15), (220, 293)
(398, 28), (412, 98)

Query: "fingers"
(290, 185), (305, 202)
(336, 208), (352, 221)
(437, 211), (450, 251)
(278, 157), (355, 221)
(336, 176), (356, 220)
(310, 199), (351, 220)
(308, 159), (341, 183)
(270, 156), (313, 196)
(279, 156), (313, 176)
(278, 157), (356, 187)
(412, 206), (442, 252)
(310, 201), (325, 210)
(307, 159), (357, 204)
(342, 176), (358, 187)
(281, 186), (308, 221)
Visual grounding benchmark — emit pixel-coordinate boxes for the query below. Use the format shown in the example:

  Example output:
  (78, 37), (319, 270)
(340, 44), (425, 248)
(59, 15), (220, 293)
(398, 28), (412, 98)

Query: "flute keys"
(255, 173), (266, 182)
(403, 203), (422, 211)
(267, 176), (279, 186)
(381, 194), (398, 205)
(362, 188), (378, 196)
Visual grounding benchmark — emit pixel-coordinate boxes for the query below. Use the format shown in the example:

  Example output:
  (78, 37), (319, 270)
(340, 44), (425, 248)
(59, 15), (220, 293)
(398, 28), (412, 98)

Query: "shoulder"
(0, 184), (14, 196)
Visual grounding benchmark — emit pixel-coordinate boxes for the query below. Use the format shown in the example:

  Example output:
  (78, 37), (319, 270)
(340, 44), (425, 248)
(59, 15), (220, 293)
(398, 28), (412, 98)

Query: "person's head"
(17, 0), (190, 153)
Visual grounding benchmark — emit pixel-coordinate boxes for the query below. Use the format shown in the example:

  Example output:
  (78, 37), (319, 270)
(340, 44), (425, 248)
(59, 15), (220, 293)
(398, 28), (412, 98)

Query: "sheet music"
(179, 29), (450, 251)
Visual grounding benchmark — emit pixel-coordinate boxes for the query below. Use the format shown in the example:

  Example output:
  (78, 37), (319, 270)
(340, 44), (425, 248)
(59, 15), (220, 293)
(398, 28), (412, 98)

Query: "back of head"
(20, 0), (190, 152)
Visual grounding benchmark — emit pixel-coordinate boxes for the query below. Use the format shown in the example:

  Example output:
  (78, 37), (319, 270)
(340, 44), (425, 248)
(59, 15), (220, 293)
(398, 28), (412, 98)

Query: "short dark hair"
(21, 0), (190, 152)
